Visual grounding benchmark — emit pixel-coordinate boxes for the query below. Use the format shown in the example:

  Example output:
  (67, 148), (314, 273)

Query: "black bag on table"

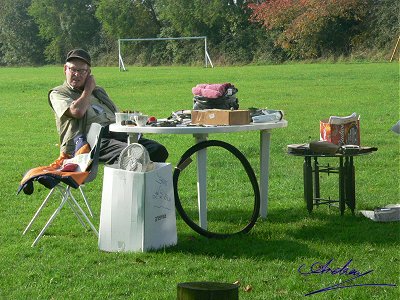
(193, 85), (239, 110)
(193, 95), (239, 110)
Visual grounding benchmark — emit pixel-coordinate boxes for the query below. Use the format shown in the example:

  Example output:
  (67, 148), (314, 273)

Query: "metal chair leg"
(29, 185), (98, 247)
(79, 185), (94, 217)
(61, 187), (97, 235)
(66, 188), (89, 228)
(31, 189), (70, 247)
(23, 187), (57, 235)
(73, 200), (99, 237)
(68, 194), (99, 237)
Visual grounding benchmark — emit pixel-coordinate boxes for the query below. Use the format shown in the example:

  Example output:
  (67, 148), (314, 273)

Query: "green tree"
(95, 0), (160, 38)
(29, 0), (100, 63)
(0, 0), (45, 65)
(356, 0), (399, 54)
(249, 0), (370, 59)
(156, 0), (268, 64)
(95, 0), (162, 65)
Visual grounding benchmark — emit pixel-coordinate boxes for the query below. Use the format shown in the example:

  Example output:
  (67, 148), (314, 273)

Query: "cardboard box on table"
(320, 115), (360, 146)
(98, 163), (177, 252)
(191, 109), (250, 126)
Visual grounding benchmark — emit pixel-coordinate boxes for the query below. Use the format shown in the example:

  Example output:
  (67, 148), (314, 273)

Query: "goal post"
(118, 36), (214, 71)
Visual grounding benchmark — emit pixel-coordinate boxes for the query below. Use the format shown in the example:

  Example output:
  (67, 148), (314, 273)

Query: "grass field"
(0, 62), (399, 299)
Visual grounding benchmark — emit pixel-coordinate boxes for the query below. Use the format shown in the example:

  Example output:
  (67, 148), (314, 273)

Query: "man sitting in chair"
(49, 49), (168, 165)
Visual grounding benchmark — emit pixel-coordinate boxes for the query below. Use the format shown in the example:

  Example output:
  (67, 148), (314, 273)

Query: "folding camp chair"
(22, 123), (105, 247)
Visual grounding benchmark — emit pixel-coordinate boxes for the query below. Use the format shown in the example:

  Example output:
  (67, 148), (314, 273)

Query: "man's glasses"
(67, 66), (88, 75)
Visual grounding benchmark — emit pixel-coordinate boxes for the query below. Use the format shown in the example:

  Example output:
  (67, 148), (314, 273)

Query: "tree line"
(0, 0), (398, 66)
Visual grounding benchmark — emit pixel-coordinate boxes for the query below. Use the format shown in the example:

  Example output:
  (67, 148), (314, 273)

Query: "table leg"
(339, 157), (345, 215)
(259, 130), (271, 219)
(127, 133), (139, 144)
(303, 157), (313, 213)
(193, 133), (208, 229)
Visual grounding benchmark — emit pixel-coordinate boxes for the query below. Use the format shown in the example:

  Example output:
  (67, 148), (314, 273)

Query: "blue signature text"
(298, 258), (396, 296)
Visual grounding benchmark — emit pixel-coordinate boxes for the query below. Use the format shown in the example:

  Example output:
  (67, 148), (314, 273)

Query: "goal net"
(118, 36), (214, 70)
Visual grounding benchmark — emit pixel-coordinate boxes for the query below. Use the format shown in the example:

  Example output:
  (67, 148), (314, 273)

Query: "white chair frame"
(23, 123), (104, 247)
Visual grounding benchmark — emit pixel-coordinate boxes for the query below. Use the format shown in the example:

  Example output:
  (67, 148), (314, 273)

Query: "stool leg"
(313, 157), (320, 206)
(303, 157), (313, 213)
(339, 157), (345, 215)
(346, 156), (356, 214)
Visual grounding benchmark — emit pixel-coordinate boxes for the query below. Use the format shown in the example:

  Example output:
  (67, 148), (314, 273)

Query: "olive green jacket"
(48, 82), (118, 154)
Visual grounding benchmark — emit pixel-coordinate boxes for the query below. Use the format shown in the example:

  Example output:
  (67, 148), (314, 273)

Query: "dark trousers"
(99, 126), (168, 164)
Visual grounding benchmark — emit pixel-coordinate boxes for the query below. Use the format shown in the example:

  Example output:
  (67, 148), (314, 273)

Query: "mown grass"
(0, 63), (399, 299)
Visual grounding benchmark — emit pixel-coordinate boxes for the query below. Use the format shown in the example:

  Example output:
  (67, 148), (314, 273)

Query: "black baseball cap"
(66, 49), (91, 66)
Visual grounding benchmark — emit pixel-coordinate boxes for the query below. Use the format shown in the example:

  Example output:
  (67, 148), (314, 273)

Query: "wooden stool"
(288, 145), (377, 215)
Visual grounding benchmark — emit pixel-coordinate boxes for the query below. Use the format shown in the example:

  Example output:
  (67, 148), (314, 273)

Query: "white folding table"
(109, 121), (288, 229)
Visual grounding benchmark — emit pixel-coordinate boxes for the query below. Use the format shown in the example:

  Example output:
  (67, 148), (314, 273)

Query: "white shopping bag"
(98, 163), (177, 252)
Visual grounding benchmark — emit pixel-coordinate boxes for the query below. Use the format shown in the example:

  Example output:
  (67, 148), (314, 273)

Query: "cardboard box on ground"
(98, 163), (177, 252)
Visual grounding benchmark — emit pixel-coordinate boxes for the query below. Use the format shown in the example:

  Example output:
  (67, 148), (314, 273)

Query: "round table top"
(109, 120), (288, 135)
(287, 144), (377, 157)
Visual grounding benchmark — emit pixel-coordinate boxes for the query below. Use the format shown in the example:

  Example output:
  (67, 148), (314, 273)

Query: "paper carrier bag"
(98, 163), (177, 252)
(320, 113), (360, 146)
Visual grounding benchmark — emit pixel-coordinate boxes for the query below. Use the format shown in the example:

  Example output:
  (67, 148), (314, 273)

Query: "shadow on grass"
(169, 205), (399, 259)
(264, 206), (399, 246)
(170, 231), (317, 261)
(289, 217), (399, 246)
(170, 206), (317, 260)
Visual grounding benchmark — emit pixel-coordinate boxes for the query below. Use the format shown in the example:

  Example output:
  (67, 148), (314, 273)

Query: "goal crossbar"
(118, 36), (214, 70)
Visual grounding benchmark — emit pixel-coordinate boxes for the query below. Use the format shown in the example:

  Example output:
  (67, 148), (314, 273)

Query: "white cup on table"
(134, 115), (148, 127)
(115, 113), (129, 124)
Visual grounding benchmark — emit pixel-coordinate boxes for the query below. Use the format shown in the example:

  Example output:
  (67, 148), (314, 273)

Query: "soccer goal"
(118, 36), (214, 71)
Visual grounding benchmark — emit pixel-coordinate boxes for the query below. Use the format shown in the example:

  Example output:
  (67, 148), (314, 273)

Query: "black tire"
(173, 140), (260, 238)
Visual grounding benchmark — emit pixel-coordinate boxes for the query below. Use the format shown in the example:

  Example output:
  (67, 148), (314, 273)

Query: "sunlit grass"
(0, 62), (398, 299)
